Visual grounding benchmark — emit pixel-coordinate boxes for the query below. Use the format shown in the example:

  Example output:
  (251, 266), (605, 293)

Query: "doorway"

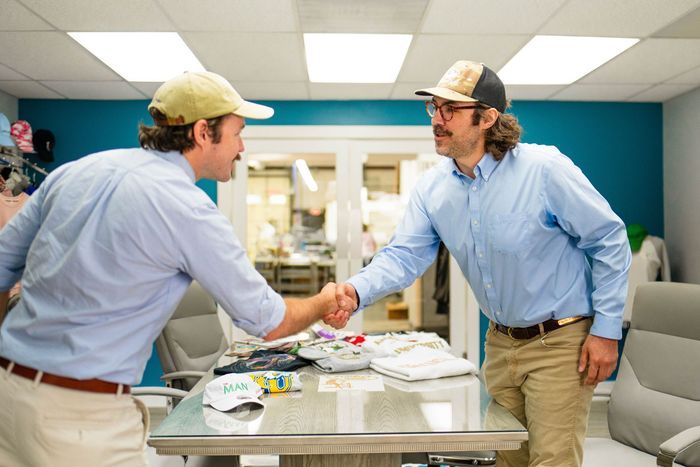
(217, 126), (479, 367)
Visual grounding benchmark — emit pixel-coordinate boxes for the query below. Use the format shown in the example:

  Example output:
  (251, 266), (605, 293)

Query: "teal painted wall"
(19, 99), (662, 385)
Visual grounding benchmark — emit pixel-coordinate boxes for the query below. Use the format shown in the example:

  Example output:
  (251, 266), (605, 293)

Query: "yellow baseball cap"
(148, 71), (273, 125)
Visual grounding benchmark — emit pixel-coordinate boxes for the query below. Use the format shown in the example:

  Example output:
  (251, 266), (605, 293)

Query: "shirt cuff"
(256, 291), (286, 337)
(345, 277), (369, 314)
(590, 312), (623, 340)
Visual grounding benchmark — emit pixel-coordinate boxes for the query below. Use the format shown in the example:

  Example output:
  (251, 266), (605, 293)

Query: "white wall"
(0, 90), (18, 121)
(663, 86), (700, 284)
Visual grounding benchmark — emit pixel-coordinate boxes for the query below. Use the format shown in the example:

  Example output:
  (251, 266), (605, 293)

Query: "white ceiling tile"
(551, 84), (652, 101)
(0, 80), (64, 98)
(41, 81), (145, 99)
(19, 0), (174, 31)
(539, 0), (700, 37)
(507, 85), (564, 100)
(421, 0), (566, 34)
(653, 4), (700, 38)
(160, 0), (297, 32)
(0, 63), (27, 80)
(183, 32), (307, 82)
(627, 83), (698, 102)
(234, 82), (309, 100)
(390, 82), (433, 100)
(131, 82), (162, 98)
(666, 65), (700, 84)
(580, 38), (700, 84)
(309, 83), (393, 100)
(399, 34), (530, 82)
(298, 0), (428, 33)
(0, 32), (121, 80)
(2, 0), (700, 101)
(0, 0), (53, 30)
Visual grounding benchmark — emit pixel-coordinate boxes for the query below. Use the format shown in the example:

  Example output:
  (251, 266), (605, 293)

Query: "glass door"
(245, 152), (336, 298)
(219, 129), (479, 368)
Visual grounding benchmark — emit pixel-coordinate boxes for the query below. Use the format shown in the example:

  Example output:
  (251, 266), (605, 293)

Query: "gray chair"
(155, 281), (229, 393)
(584, 282), (700, 467)
(134, 281), (238, 466)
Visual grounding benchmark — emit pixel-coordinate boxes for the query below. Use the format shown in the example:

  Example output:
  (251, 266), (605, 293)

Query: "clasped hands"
(318, 282), (358, 329)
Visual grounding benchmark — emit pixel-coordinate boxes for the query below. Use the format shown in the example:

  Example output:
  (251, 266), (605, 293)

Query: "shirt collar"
(151, 150), (196, 183)
(475, 153), (499, 182)
(448, 152), (499, 182)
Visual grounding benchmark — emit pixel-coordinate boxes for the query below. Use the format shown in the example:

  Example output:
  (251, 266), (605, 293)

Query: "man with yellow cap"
(0, 71), (354, 466)
(332, 61), (631, 467)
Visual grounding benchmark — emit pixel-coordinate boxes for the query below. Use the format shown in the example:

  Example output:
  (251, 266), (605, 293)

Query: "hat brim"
(209, 394), (265, 412)
(233, 100), (274, 120)
(415, 87), (479, 104)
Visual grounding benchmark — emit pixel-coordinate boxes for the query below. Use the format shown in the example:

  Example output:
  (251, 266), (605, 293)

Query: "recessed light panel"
(304, 33), (412, 83)
(68, 32), (205, 82)
(499, 35), (639, 85)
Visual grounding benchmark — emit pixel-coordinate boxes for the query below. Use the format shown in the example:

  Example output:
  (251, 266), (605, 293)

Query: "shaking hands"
(318, 282), (359, 329)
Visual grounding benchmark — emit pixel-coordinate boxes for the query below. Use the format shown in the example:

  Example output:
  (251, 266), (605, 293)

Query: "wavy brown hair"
(472, 103), (522, 161)
(138, 109), (226, 152)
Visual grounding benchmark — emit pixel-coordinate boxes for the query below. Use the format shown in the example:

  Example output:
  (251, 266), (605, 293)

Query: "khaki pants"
(483, 318), (595, 467)
(0, 367), (149, 467)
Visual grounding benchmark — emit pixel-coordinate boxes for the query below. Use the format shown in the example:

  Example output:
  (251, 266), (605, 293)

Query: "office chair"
(134, 281), (238, 467)
(583, 282), (700, 466)
(155, 280), (229, 393)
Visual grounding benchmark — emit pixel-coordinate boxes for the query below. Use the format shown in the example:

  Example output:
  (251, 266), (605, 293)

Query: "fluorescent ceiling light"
(498, 35), (639, 85)
(304, 33), (412, 83)
(68, 32), (205, 82)
(295, 159), (318, 192)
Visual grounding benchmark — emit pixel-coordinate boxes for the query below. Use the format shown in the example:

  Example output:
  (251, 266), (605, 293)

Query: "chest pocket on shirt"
(488, 212), (534, 255)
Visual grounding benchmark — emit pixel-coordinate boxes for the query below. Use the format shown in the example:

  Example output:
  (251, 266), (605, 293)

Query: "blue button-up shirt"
(0, 149), (285, 385)
(348, 143), (631, 340)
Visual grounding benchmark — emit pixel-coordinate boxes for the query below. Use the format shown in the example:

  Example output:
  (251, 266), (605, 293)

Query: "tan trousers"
(483, 318), (595, 467)
(0, 367), (149, 467)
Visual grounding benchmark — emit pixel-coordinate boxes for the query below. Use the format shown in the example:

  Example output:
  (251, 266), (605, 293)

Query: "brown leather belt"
(494, 316), (590, 340)
(0, 357), (130, 394)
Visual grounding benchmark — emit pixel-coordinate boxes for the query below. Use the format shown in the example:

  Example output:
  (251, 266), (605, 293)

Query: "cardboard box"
(386, 302), (409, 320)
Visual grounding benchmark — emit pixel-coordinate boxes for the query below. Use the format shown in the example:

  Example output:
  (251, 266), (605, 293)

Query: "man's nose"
(431, 110), (445, 125)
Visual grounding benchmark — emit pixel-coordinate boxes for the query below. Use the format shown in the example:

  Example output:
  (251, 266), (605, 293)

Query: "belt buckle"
(507, 327), (514, 338)
(557, 316), (581, 326)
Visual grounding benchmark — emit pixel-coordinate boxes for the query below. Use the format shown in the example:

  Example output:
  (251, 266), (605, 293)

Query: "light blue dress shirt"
(347, 143), (631, 340)
(0, 149), (285, 385)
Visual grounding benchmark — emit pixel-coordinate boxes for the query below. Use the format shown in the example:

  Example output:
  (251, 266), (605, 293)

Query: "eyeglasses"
(425, 101), (481, 122)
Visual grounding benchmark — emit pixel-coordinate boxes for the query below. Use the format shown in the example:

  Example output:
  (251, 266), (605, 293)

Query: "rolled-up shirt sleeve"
(174, 202), (285, 337)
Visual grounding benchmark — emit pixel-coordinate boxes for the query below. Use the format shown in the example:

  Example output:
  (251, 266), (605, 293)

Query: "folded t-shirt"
(363, 331), (450, 356)
(214, 350), (309, 375)
(370, 347), (476, 381)
(312, 351), (379, 373)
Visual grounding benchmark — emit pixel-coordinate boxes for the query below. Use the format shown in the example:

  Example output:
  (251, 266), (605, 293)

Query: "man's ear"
(480, 108), (499, 130)
(192, 119), (209, 146)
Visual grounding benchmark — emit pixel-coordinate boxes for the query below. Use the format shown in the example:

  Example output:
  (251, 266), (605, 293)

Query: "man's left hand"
(578, 334), (619, 385)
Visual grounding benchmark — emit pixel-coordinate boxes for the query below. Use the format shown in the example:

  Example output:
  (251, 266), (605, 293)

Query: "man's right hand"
(322, 283), (358, 329)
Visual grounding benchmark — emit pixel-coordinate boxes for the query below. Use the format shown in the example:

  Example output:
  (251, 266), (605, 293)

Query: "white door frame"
(217, 126), (480, 367)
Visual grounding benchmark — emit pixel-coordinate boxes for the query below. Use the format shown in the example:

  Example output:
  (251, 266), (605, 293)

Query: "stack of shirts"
(214, 349), (309, 375)
(362, 331), (451, 356)
(226, 331), (311, 357)
(370, 347), (477, 381)
(297, 340), (379, 373)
